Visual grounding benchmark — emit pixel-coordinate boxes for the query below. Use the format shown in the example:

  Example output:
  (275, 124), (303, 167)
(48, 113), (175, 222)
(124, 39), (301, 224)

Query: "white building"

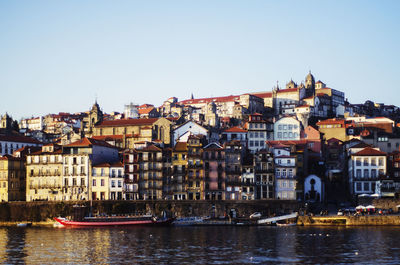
(110, 162), (124, 200)
(248, 113), (269, 153)
(274, 117), (301, 141)
(274, 155), (297, 200)
(172, 121), (209, 145)
(0, 135), (42, 156)
(348, 147), (386, 195)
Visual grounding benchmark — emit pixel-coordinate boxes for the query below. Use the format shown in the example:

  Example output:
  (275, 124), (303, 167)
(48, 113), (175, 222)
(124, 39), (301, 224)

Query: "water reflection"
(1, 226), (400, 264)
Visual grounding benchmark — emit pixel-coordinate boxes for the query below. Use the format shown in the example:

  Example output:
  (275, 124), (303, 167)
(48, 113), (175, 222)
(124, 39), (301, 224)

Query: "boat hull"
(54, 217), (174, 227)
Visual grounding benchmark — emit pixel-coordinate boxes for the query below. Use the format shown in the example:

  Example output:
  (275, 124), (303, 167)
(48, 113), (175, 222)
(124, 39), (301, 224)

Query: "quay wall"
(0, 200), (301, 223)
(298, 215), (400, 226)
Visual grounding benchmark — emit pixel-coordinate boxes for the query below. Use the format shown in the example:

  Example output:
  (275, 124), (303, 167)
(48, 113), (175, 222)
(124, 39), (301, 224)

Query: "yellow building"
(26, 144), (63, 201)
(91, 163), (110, 200)
(0, 155), (25, 201)
(186, 135), (204, 200)
(93, 117), (173, 148)
(172, 142), (188, 200)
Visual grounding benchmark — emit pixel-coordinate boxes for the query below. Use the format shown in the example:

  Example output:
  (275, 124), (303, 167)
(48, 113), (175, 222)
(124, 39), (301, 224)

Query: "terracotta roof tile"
(223, 126), (247, 133)
(353, 147), (386, 156)
(96, 118), (158, 127)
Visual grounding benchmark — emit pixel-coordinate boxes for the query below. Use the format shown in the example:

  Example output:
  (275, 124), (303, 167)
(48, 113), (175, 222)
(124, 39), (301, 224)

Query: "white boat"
(276, 222), (296, 227)
(16, 222), (32, 227)
(173, 217), (205, 226)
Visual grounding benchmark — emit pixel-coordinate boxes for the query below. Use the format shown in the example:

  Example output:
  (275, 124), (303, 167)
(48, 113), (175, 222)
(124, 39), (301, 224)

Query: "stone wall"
(298, 215), (400, 226)
(0, 200), (301, 222)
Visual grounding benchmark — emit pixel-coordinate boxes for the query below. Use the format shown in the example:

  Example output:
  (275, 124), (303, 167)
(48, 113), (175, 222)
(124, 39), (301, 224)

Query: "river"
(1, 226), (400, 264)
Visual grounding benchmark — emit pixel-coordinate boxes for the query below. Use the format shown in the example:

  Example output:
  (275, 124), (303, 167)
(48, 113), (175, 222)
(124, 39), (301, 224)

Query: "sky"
(1, 0), (399, 120)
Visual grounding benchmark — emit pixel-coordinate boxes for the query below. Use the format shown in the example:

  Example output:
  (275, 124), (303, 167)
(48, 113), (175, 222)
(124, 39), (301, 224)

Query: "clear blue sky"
(1, 0), (399, 120)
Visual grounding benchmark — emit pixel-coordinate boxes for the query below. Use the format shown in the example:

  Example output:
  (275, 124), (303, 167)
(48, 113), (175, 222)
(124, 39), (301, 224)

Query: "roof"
(223, 126), (247, 133)
(174, 142), (188, 152)
(350, 142), (371, 149)
(64, 138), (116, 148)
(96, 118), (158, 127)
(249, 92), (273, 98)
(0, 134), (42, 144)
(179, 95), (240, 105)
(139, 145), (162, 152)
(138, 107), (156, 115)
(316, 118), (345, 126)
(353, 147), (386, 156)
(277, 88), (298, 93)
(92, 135), (124, 141)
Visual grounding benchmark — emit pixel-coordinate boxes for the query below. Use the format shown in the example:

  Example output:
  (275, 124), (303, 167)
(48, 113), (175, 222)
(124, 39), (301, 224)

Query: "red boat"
(54, 215), (175, 227)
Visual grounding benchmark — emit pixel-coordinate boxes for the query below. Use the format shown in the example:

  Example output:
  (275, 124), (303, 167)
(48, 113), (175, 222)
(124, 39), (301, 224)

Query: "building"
(171, 142), (188, 200)
(123, 149), (140, 200)
(0, 155), (26, 201)
(172, 121), (209, 145)
(221, 126), (247, 147)
(93, 117), (173, 148)
(62, 138), (119, 201)
(224, 141), (242, 200)
(186, 135), (204, 200)
(241, 155), (255, 200)
(26, 144), (63, 201)
(91, 163), (110, 200)
(203, 143), (225, 200)
(247, 113), (270, 153)
(274, 116), (301, 141)
(348, 147), (387, 196)
(138, 145), (163, 200)
(254, 150), (274, 199)
(0, 134), (42, 156)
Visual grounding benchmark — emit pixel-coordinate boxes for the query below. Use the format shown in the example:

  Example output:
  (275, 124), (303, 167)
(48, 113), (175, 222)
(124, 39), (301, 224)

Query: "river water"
(1, 226), (400, 264)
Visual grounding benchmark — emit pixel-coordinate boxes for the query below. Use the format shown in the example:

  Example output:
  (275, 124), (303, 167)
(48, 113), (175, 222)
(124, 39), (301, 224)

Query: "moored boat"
(173, 216), (206, 226)
(54, 215), (175, 227)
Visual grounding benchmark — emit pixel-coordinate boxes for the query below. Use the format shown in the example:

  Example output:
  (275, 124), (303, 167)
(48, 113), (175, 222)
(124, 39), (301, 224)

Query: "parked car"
(250, 212), (262, 219)
(337, 209), (344, 216)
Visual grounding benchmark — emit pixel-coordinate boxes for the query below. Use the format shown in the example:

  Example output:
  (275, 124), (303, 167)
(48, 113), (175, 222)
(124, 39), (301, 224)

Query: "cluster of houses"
(1, 72), (400, 203)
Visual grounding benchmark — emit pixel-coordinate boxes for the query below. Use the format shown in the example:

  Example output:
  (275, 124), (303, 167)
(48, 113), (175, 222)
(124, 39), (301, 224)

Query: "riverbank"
(297, 215), (400, 226)
(0, 200), (301, 222)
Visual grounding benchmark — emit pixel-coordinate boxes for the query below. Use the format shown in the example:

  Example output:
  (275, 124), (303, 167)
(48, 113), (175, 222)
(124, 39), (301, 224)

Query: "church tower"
(305, 71), (315, 98)
(81, 101), (104, 137)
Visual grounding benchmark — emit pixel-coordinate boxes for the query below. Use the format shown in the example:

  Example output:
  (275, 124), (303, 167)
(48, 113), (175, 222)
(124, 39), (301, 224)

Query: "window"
(356, 182), (362, 191)
(371, 159), (376, 166)
(356, 158), (361, 166)
(363, 182), (369, 191)
(101, 169), (105, 176)
(371, 169), (376, 178)
(363, 159), (368, 166)
(379, 158), (384, 166)
(282, 169), (286, 176)
(364, 169), (369, 178)
(276, 169), (280, 176)
(356, 169), (361, 178)
(283, 132), (287, 138)
(93, 179), (96, 186)
(278, 125), (282, 130)
(288, 169), (293, 177)
(277, 132), (282, 138)
(111, 180), (115, 188)
(101, 179), (105, 186)
(118, 180), (122, 187)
